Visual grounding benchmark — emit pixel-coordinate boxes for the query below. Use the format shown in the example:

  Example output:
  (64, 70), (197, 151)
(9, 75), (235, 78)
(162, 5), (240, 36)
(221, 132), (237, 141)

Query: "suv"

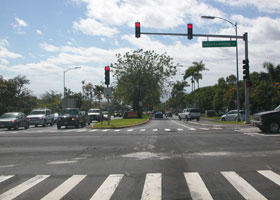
(88, 108), (101, 122)
(57, 108), (85, 129)
(179, 108), (200, 121)
(252, 106), (280, 133)
(27, 108), (54, 127)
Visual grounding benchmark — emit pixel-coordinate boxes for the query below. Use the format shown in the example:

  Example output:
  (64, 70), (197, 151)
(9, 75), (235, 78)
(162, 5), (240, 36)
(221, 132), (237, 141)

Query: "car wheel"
(267, 121), (279, 133)
(76, 123), (79, 128)
(221, 118), (226, 121)
(42, 120), (46, 127)
(14, 123), (19, 130)
(179, 116), (181, 121)
(35, 124), (38, 127)
(57, 125), (61, 129)
(8, 127), (11, 130)
(65, 125), (68, 129)
(25, 123), (29, 129)
(197, 118), (200, 122)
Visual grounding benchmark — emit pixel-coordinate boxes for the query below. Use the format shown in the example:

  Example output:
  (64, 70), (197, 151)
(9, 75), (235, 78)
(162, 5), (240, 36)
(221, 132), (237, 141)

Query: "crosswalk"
(0, 126), (224, 135)
(0, 170), (279, 199)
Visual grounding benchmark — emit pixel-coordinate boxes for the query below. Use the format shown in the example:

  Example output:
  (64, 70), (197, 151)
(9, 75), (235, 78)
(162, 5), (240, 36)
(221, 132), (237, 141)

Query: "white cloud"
(73, 18), (119, 37)
(0, 47), (23, 60)
(214, 0), (280, 13)
(14, 17), (28, 27)
(40, 43), (59, 52)
(36, 30), (43, 35)
(73, 0), (224, 37)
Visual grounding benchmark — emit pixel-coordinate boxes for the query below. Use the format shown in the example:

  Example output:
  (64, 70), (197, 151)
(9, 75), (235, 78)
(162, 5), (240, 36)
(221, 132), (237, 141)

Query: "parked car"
(80, 111), (91, 125)
(252, 106), (280, 133)
(27, 108), (54, 127)
(221, 110), (245, 121)
(114, 110), (123, 117)
(0, 112), (29, 130)
(102, 111), (109, 120)
(57, 108), (85, 129)
(179, 108), (200, 121)
(154, 111), (163, 119)
(53, 113), (59, 123)
(88, 108), (101, 122)
(165, 111), (173, 118)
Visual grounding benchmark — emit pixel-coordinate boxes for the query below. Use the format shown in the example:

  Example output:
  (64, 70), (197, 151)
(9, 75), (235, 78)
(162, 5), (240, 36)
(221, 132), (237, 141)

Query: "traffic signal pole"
(136, 22), (250, 124)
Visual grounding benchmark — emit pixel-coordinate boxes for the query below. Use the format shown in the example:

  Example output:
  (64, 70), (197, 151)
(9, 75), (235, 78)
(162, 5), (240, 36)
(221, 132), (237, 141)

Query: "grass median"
(93, 115), (151, 128)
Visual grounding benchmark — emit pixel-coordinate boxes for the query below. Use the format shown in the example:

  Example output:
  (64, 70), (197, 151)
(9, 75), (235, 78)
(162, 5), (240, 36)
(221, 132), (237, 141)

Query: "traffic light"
(135, 22), (140, 38)
(246, 80), (252, 88)
(188, 24), (193, 40)
(105, 66), (110, 85)
(242, 59), (249, 80)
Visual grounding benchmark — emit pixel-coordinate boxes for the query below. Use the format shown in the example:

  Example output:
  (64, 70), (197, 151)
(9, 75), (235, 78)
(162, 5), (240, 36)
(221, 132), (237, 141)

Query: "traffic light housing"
(242, 59), (249, 80)
(135, 22), (140, 38)
(188, 24), (193, 40)
(105, 66), (110, 85)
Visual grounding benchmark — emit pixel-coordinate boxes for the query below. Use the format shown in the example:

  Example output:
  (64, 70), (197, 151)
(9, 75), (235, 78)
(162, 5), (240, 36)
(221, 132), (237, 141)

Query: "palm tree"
(263, 62), (280, 82)
(192, 61), (208, 108)
(183, 66), (196, 92)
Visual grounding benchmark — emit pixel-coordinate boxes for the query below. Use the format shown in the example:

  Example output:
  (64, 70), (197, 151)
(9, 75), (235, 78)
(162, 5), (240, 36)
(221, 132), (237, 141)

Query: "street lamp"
(201, 16), (240, 121)
(63, 66), (81, 107)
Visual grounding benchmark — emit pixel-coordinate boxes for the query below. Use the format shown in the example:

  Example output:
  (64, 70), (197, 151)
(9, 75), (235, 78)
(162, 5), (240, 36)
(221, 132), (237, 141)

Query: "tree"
(170, 81), (189, 112)
(112, 49), (178, 111)
(38, 90), (62, 112)
(263, 62), (280, 82)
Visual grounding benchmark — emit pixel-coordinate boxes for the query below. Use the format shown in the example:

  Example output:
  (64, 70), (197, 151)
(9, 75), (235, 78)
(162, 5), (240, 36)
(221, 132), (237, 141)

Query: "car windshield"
(275, 105), (280, 111)
(89, 109), (99, 113)
(30, 110), (45, 115)
(62, 109), (79, 115)
(0, 113), (18, 119)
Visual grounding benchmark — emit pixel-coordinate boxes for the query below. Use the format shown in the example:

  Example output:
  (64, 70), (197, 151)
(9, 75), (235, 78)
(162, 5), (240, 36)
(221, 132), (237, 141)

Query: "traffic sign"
(104, 88), (112, 98)
(202, 40), (237, 48)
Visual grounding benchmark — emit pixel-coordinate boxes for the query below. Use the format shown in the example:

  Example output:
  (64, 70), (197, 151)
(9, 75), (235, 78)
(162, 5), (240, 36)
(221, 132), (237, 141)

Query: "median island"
(92, 114), (151, 129)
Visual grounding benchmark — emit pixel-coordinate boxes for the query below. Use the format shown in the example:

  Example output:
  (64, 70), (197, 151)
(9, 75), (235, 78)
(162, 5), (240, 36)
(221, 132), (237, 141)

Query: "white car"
(221, 110), (245, 121)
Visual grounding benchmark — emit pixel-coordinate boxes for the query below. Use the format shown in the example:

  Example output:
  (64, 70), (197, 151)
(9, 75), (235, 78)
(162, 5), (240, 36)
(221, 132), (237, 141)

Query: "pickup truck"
(252, 105), (280, 133)
(27, 108), (54, 127)
(178, 108), (200, 121)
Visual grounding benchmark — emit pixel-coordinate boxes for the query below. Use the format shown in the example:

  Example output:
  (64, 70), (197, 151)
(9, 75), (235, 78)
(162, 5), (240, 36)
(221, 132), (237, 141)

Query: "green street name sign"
(202, 40), (237, 48)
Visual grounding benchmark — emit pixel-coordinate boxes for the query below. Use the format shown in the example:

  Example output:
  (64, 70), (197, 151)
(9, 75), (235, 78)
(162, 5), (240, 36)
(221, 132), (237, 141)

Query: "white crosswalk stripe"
(258, 170), (280, 186)
(184, 172), (213, 200)
(0, 175), (50, 200)
(141, 173), (161, 200)
(164, 129), (171, 132)
(90, 174), (123, 200)
(153, 129), (158, 132)
(221, 171), (267, 200)
(0, 175), (14, 183)
(0, 170), (279, 199)
(41, 175), (86, 200)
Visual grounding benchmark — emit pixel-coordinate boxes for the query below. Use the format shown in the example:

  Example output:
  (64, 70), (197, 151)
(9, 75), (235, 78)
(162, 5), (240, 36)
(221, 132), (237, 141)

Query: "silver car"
(221, 110), (245, 121)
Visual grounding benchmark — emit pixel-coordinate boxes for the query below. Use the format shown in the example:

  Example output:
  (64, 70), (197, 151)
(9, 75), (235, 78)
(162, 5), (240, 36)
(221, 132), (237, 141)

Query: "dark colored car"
(80, 111), (91, 126)
(252, 106), (280, 133)
(56, 108), (85, 129)
(154, 111), (163, 119)
(114, 110), (123, 117)
(0, 112), (29, 130)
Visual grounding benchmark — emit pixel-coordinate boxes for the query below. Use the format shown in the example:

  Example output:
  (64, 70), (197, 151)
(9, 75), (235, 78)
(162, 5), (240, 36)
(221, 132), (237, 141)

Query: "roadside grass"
(93, 114), (151, 128)
(201, 116), (253, 125)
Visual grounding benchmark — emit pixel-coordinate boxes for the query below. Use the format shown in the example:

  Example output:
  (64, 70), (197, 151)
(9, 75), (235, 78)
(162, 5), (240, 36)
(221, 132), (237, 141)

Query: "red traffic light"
(135, 22), (141, 38)
(105, 66), (110, 71)
(188, 23), (193, 40)
(135, 22), (140, 27)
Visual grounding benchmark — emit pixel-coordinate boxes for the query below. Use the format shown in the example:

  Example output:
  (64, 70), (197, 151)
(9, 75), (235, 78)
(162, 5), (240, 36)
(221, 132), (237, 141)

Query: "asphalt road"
(0, 117), (279, 200)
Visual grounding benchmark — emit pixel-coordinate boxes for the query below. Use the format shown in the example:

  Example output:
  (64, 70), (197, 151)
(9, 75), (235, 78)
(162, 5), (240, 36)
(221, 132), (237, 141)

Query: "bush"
(205, 110), (217, 117)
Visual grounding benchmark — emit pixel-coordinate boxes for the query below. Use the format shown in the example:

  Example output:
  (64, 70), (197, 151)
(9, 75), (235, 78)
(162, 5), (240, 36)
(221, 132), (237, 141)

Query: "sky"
(1, 0), (280, 98)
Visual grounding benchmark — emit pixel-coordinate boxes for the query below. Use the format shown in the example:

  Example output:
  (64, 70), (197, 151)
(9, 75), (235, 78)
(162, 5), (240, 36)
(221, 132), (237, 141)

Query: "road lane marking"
(0, 165), (16, 168)
(164, 129), (171, 132)
(0, 175), (14, 183)
(0, 175), (49, 200)
(141, 173), (161, 200)
(48, 160), (77, 165)
(77, 129), (86, 132)
(127, 129), (133, 132)
(200, 128), (210, 131)
(170, 120), (197, 130)
(258, 170), (280, 186)
(41, 175), (86, 200)
(153, 129), (158, 132)
(184, 172), (213, 200)
(89, 129), (98, 132)
(221, 171), (267, 200)
(102, 129), (109, 132)
(177, 129), (183, 131)
(90, 174), (123, 200)
(114, 129), (120, 132)
(140, 129), (146, 132)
